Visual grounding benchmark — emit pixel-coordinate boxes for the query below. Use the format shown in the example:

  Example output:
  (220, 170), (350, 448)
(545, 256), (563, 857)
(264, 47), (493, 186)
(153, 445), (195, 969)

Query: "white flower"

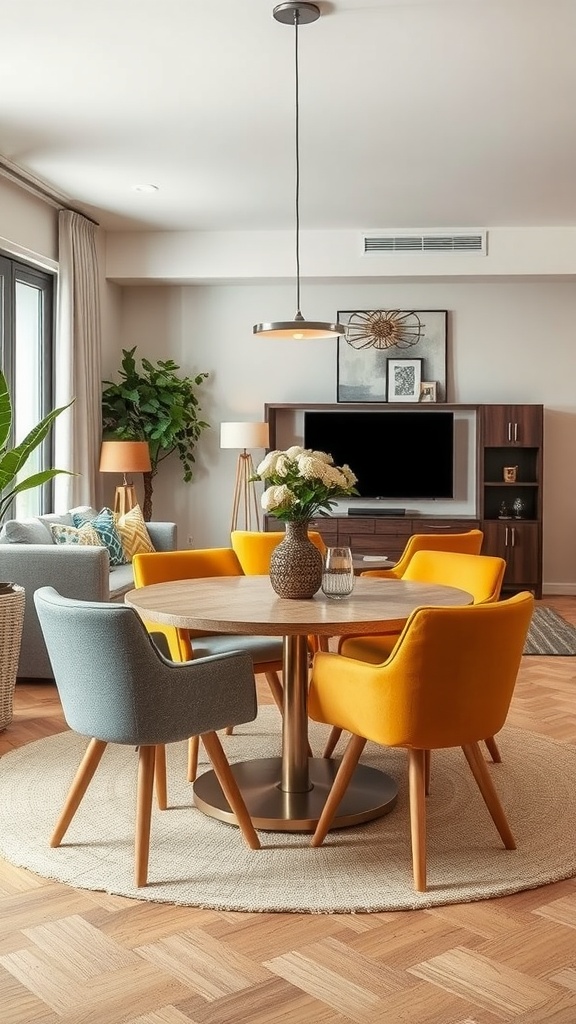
(255, 450), (282, 479)
(251, 444), (358, 522)
(341, 464), (358, 487)
(261, 484), (295, 512)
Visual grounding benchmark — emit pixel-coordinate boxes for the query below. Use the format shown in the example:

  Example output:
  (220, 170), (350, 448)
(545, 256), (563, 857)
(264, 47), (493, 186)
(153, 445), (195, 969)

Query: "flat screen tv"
(303, 410), (454, 500)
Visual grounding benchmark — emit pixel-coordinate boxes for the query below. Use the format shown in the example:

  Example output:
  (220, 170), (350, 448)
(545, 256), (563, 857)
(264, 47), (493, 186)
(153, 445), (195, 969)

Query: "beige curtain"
(53, 211), (102, 511)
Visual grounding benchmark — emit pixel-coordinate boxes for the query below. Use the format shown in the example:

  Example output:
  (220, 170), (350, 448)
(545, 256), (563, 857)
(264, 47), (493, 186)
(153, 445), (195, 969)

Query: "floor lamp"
(99, 440), (152, 516)
(220, 421), (270, 532)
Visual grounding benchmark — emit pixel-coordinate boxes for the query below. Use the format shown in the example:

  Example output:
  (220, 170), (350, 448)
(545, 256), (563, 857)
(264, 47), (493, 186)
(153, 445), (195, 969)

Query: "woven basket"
(0, 584), (25, 731)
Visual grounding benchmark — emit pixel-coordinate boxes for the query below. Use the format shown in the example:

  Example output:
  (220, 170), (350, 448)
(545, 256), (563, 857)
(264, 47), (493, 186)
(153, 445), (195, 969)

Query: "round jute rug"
(0, 709), (575, 913)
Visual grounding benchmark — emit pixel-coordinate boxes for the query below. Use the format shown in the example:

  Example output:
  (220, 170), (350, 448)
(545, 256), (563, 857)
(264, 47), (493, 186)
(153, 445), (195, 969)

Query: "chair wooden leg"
(322, 726), (343, 759)
(135, 745), (156, 887)
(462, 742), (516, 850)
(264, 670), (284, 713)
(484, 735), (502, 763)
(424, 749), (431, 796)
(154, 745), (167, 810)
(311, 733), (366, 847)
(50, 738), (107, 847)
(224, 725), (235, 735)
(187, 735), (200, 782)
(408, 749), (428, 892)
(200, 731), (261, 850)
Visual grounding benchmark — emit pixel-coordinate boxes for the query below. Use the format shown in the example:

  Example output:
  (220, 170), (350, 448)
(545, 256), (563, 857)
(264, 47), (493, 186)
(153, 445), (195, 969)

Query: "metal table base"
(193, 756), (398, 832)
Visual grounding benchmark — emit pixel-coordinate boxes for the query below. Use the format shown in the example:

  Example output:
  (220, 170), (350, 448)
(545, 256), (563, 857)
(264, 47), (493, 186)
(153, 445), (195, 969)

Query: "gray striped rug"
(524, 605), (576, 655)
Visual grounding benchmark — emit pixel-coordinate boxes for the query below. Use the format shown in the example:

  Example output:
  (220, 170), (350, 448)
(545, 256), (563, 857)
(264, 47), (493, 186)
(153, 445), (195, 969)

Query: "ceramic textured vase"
(269, 521), (323, 599)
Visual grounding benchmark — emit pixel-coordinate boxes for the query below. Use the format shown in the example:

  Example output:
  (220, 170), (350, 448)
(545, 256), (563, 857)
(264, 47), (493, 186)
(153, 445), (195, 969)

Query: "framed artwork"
(419, 381), (437, 403)
(336, 309), (448, 402)
(386, 358), (422, 402)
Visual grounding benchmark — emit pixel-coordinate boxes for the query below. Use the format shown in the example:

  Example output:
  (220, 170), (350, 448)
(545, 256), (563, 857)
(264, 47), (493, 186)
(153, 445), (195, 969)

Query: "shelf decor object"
(386, 358), (423, 402)
(337, 309), (447, 402)
(253, 3), (344, 340)
(220, 421), (270, 533)
(99, 440), (152, 516)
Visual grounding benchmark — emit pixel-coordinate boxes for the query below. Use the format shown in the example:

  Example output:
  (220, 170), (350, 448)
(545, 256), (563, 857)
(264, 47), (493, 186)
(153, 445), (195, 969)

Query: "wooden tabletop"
(125, 575), (473, 638)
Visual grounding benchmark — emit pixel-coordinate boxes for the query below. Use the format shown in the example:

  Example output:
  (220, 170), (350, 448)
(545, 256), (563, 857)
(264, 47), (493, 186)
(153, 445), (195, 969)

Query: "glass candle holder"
(321, 546), (355, 600)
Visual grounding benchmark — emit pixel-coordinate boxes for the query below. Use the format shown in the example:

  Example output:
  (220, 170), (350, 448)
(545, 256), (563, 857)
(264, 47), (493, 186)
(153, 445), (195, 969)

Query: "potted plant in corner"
(101, 347), (210, 521)
(0, 370), (71, 730)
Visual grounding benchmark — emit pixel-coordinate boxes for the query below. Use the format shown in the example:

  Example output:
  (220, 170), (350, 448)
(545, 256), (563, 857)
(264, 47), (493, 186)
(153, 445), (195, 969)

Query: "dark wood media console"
(264, 402), (543, 599)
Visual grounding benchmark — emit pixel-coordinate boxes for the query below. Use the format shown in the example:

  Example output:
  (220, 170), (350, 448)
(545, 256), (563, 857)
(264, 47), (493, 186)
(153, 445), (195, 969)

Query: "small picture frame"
(419, 381), (437, 403)
(386, 358), (422, 403)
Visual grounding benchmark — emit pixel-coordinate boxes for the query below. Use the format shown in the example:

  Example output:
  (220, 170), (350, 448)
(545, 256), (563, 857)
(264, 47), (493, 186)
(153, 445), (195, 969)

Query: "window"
(0, 254), (55, 518)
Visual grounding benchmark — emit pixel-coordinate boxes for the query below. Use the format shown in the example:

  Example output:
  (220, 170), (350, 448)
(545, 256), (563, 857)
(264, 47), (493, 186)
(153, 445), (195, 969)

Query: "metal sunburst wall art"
(336, 308), (448, 403)
(344, 310), (424, 350)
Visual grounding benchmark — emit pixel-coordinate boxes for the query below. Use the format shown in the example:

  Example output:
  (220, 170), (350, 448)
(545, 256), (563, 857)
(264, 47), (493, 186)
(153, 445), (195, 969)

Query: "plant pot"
(269, 522), (323, 599)
(0, 583), (25, 731)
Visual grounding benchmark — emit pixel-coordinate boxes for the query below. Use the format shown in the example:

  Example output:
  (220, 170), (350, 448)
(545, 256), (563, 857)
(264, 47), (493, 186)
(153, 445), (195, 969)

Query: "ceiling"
(3, 0), (576, 234)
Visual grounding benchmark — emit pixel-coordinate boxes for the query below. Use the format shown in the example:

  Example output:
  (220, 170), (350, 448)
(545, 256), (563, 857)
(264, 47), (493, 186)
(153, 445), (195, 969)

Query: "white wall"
(113, 279), (576, 593)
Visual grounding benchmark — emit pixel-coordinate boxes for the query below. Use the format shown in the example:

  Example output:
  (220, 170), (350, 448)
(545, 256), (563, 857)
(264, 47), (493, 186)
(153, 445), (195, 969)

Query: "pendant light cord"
(293, 9), (302, 318)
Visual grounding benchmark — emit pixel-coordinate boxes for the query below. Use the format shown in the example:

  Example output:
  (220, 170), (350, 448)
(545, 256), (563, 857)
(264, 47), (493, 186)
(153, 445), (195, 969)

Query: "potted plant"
(101, 347), (210, 521)
(0, 370), (71, 729)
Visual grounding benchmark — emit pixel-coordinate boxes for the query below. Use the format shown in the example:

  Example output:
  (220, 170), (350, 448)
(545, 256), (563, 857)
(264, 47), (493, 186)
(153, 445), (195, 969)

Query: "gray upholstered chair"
(34, 586), (261, 887)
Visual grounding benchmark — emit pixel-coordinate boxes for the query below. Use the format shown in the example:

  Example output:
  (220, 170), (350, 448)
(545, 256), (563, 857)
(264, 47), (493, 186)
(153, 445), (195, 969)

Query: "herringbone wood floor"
(1, 596), (576, 1024)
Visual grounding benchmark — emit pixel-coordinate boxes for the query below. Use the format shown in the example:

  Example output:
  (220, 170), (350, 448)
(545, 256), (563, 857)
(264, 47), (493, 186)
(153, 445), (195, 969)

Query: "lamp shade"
(99, 440), (152, 474)
(220, 421), (270, 450)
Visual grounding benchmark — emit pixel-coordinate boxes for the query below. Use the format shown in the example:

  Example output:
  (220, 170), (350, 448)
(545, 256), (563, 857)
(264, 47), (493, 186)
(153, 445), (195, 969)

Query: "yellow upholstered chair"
(309, 592), (534, 891)
(362, 528), (484, 580)
(324, 549), (507, 762)
(231, 529), (327, 575)
(132, 548), (284, 788)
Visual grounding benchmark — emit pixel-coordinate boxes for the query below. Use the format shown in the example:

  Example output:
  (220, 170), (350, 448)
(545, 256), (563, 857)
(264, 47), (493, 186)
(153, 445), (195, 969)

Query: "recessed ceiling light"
(131, 184), (159, 193)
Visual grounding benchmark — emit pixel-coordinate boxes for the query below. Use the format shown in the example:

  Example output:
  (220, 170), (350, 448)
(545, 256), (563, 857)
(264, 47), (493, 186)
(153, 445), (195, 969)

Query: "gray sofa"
(0, 509), (177, 679)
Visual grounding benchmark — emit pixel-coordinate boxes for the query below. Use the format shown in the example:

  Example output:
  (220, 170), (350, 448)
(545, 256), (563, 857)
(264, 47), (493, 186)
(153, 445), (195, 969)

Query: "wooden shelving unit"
(264, 402), (543, 598)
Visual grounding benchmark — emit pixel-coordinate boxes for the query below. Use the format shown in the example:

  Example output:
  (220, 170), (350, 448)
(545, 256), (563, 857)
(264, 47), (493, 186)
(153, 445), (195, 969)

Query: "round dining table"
(125, 575), (472, 832)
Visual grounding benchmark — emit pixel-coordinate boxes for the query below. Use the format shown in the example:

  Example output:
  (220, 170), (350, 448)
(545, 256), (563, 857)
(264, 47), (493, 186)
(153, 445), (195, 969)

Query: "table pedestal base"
(193, 757), (398, 832)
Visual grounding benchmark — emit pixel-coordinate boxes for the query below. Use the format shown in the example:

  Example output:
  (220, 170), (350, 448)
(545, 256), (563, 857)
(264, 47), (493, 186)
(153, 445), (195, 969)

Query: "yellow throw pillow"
(115, 504), (155, 562)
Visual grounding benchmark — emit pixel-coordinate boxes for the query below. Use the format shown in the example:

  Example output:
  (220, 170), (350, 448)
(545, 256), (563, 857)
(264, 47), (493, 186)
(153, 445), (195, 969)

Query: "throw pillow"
(71, 507), (127, 566)
(0, 518), (54, 544)
(115, 504), (155, 562)
(50, 523), (104, 547)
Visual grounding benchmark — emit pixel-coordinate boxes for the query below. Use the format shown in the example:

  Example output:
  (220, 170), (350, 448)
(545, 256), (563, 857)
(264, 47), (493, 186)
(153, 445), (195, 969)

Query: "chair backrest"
(402, 548), (505, 604)
(231, 530), (326, 575)
(133, 547), (243, 586)
(310, 592), (534, 751)
(365, 529), (484, 579)
(33, 586), (257, 746)
(132, 547), (244, 659)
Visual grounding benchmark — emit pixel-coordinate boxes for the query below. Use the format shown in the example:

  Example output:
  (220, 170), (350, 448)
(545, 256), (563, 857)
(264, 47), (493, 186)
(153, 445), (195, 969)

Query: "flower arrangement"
(252, 446), (358, 523)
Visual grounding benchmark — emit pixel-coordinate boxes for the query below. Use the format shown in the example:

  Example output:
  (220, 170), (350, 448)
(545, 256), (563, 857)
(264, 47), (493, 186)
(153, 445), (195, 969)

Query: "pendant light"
(253, 2), (344, 340)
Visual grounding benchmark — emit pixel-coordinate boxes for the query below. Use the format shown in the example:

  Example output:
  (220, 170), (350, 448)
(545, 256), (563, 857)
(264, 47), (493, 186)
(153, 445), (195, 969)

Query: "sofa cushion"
(72, 507), (127, 566)
(50, 522), (104, 547)
(115, 504), (155, 561)
(109, 563), (137, 600)
(0, 517), (54, 544)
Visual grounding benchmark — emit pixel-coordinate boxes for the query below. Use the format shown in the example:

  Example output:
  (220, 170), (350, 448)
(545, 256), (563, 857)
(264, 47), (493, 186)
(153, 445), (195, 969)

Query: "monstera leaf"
(0, 371), (73, 522)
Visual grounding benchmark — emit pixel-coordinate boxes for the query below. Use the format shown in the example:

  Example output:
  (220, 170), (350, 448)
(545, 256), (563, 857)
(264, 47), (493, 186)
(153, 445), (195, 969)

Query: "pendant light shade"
(253, 3), (344, 340)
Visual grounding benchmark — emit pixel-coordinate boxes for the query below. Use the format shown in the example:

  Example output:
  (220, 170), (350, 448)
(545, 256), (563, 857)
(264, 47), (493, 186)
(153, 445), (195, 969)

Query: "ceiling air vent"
(362, 231), (487, 256)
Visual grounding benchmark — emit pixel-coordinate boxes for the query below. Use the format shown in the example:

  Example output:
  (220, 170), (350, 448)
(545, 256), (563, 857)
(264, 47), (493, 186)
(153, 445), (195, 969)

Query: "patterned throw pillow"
(50, 522), (104, 548)
(115, 504), (155, 562)
(71, 507), (127, 566)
